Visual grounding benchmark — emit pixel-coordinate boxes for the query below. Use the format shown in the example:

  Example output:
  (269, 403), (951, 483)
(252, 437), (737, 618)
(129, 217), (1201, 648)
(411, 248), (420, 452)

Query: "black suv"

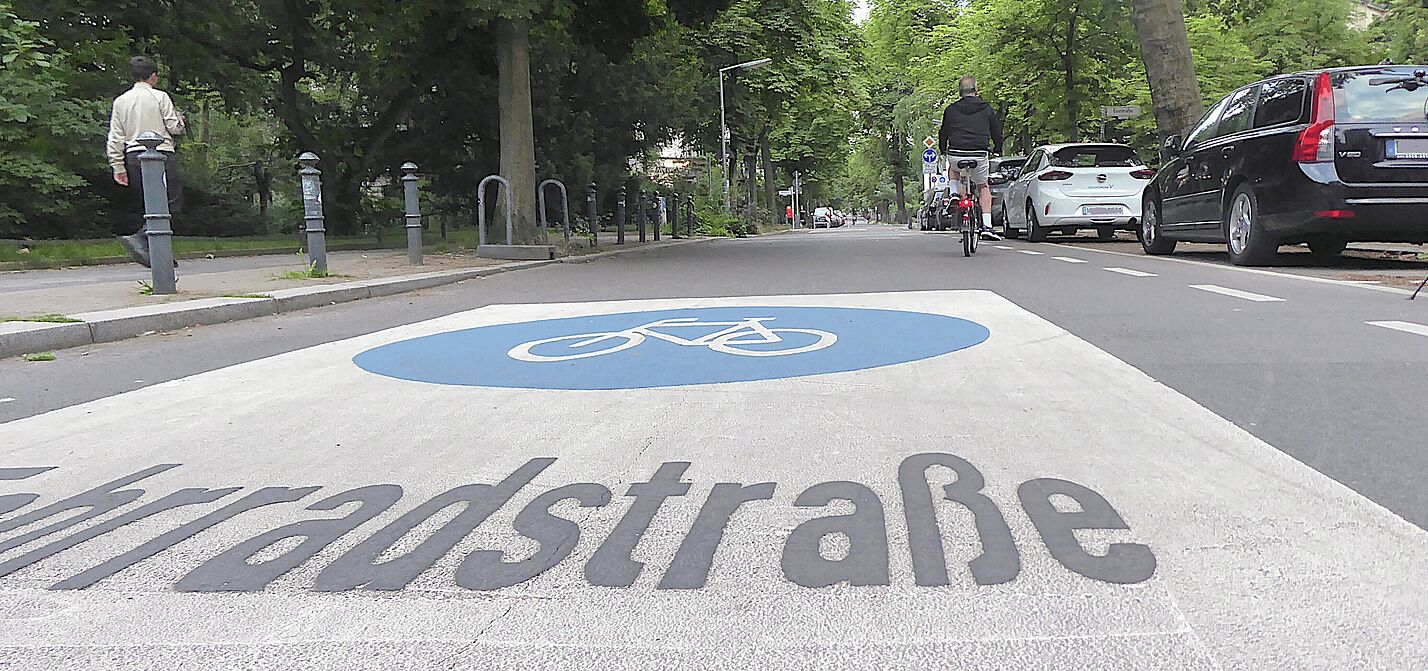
(1142, 66), (1428, 265)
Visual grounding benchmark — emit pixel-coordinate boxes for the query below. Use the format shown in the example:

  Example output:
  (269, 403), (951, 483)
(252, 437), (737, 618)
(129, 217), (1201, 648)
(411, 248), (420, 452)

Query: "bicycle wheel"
(708, 328), (837, 357)
(970, 203), (980, 254)
(507, 332), (645, 362)
(961, 208), (972, 257)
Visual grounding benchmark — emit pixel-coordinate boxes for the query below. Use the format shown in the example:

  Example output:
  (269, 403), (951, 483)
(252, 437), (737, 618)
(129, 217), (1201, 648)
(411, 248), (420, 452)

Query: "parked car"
(1143, 65), (1428, 265)
(1002, 143), (1154, 241)
(987, 156), (1027, 230)
(812, 206), (833, 228)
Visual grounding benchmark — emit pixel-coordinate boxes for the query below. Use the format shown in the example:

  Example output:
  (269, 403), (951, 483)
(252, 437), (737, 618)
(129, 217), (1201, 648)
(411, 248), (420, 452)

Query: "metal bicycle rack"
(477, 174), (555, 260)
(538, 179), (569, 243)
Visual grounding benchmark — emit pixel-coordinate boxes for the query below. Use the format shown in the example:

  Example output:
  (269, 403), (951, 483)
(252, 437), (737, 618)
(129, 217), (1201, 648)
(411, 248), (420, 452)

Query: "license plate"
(1387, 138), (1428, 160)
(1083, 206), (1122, 215)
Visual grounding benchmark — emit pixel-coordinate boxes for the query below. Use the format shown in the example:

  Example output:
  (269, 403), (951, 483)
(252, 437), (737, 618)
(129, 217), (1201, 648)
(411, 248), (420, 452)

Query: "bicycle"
(941, 150), (989, 257)
(507, 316), (838, 362)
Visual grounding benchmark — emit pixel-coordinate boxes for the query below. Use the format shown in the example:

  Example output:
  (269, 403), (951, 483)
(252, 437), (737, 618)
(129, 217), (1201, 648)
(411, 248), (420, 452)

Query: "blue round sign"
(923, 149), (938, 162)
(353, 306), (989, 390)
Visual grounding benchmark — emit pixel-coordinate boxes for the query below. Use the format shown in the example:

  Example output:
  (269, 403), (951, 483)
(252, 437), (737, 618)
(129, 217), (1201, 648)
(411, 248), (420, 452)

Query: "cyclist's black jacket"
(938, 96), (1003, 155)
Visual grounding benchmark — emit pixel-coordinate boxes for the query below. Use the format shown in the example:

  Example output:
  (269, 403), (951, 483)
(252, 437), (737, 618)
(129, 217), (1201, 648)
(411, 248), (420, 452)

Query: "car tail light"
(1313, 209), (1356, 218)
(1130, 168), (1156, 179)
(1293, 72), (1335, 163)
(1038, 170), (1073, 181)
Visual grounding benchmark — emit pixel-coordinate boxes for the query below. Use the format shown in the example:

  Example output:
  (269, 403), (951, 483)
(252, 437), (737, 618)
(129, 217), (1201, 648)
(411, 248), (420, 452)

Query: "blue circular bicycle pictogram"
(353, 306), (990, 390)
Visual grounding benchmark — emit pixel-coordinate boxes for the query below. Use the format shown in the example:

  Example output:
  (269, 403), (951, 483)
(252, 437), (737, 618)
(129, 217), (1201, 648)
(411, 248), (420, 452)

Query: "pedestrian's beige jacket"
(106, 81), (185, 175)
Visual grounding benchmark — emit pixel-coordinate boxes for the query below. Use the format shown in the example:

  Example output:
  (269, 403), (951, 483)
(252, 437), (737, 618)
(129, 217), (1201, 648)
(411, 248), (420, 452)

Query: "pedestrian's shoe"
(119, 236), (152, 268)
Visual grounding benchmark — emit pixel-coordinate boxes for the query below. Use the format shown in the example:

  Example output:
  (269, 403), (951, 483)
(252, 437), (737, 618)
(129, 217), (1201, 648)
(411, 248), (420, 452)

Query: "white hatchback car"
(1001, 143), (1155, 242)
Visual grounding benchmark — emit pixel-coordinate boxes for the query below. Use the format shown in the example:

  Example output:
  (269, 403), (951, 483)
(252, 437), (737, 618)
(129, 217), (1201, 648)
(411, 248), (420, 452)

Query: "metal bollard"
(653, 194), (662, 241)
(135, 131), (176, 294)
(616, 186), (626, 245)
(637, 187), (647, 243)
(669, 193), (680, 239)
(686, 196), (695, 238)
(297, 152), (327, 273)
(401, 162), (422, 265)
(586, 182), (598, 247)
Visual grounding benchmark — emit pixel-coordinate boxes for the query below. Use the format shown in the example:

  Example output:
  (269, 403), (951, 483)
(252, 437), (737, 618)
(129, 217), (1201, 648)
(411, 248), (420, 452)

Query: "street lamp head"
(722, 57), (773, 73)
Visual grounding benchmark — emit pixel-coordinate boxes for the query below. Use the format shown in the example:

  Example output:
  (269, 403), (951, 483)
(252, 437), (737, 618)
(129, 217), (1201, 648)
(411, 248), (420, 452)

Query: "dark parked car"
(1142, 65), (1428, 265)
(987, 156), (1027, 229)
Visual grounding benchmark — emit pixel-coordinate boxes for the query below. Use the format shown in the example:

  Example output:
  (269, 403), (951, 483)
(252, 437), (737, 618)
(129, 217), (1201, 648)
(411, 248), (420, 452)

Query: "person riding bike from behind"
(938, 76), (1003, 237)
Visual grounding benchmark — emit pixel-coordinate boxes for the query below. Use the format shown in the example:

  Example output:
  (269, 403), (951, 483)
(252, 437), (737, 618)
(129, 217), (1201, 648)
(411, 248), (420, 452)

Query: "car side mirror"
(1162, 134), (1184, 155)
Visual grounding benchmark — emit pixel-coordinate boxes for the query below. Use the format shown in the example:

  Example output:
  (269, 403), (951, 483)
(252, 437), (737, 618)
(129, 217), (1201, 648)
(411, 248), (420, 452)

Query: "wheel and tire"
(970, 204), (980, 254)
(1026, 202), (1048, 242)
(962, 210), (973, 257)
(1000, 203), (1021, 238)
(1140, 194), (1176, 255)
(1225, 185), (1276, 266)
(1308, 239), (1347, 260)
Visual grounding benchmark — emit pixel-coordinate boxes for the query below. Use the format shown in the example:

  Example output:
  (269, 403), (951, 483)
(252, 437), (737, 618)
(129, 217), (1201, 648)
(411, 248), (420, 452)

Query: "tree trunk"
(1131, 0), (1203, 140)
(760, 132), (778, 230)
(891, 131), (909, 225)
(744, 152), (758, 225)
(495, 18), (540, 244)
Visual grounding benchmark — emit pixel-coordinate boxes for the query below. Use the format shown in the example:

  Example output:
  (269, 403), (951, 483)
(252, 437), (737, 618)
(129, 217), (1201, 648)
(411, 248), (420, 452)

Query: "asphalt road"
(2, 225), (1425, 669)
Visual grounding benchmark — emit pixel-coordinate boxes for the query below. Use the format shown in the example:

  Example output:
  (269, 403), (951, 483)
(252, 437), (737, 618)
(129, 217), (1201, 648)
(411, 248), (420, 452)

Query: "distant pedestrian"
(106, 56), (185, 268)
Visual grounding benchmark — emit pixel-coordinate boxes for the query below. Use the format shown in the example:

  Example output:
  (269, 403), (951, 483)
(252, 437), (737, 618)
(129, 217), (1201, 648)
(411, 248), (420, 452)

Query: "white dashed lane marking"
(1366, 320), (1428, 338)
(0, 398), (14, 404)
(1189, 284), (1286, 302)
(993, 245), (1013, 250)
(1104, 267), (1157, 277)
(1018, 250), (1045, 256)
(1052, 257), (1087, 264)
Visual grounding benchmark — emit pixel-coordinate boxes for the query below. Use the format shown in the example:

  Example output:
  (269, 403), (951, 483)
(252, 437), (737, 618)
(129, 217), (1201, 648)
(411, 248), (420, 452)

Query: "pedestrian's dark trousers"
(123, 150), (183, 249)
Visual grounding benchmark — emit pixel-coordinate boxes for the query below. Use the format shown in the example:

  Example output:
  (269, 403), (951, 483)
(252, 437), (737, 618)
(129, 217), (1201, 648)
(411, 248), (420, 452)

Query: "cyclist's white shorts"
(945, 150), (990, 187)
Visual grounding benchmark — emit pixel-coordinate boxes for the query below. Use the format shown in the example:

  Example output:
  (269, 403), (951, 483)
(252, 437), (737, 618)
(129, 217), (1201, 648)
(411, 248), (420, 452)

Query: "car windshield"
(1333, 69), (1428, 122)
(1049, 145), (1141, 168)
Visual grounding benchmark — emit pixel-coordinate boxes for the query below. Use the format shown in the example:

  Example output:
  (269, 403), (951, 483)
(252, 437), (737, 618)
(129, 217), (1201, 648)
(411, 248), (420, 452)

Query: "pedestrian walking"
(106, 56), (185, 268)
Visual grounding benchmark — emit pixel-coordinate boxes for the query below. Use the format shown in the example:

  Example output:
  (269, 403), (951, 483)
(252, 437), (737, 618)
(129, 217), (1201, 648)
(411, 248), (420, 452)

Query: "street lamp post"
(719, 57), (772, 213)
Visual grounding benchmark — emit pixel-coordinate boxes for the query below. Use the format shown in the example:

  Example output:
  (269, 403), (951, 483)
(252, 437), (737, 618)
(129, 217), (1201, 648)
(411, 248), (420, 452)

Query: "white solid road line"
(1018, 250), (1044, 255)
(993, 245), (1013, 250)
(1050, 241), (1415, 297)
(1052, 256), (1088, 264)
(1190, 284), (1287, 302)
(0, 398), (14, 404)
(1366, 320), (1428, 338)
(1104, 267), (1157, 277)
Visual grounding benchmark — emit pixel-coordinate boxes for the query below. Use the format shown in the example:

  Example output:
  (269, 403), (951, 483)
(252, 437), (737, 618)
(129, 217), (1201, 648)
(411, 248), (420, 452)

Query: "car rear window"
(1333, 69), (1428, 123)
(1049, 146), (1141, 167)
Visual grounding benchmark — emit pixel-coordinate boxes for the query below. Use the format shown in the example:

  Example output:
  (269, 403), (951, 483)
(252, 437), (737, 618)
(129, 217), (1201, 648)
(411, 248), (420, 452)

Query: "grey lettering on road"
(313, 459), (553, 591)
(458, 482), (611, 591)
(659, 482), (776, 590)
(1018, 478), (1157, 584)
(0, 465), (54, 516)
(177, 484), (404, 592)
(900, 452), (1020, 586)
(1, 454), (1156, 593)
(781, 481), (891, 588)
(585, 462), (691, 587)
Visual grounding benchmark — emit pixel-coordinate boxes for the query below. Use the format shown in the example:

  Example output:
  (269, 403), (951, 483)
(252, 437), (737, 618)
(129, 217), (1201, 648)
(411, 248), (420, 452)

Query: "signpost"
(922, 148), (938, 175)
(1100, 105), (1143, 141)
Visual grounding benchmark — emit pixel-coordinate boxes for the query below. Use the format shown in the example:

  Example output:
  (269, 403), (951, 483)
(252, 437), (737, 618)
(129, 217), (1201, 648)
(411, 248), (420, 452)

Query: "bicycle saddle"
(956, 159), (979, 169)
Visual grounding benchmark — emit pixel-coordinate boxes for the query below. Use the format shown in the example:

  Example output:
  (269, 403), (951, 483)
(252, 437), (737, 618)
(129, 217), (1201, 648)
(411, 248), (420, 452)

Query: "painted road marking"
(0, 398), (13, 404)
(1052, 256), (1087, 264)
(1189, 284), (1286, 302)
(1, 291), (1424, 668)
(992, 245), (1013, 250)
(1367, 320), (1428, 338)
(1104, 267), (1157, 277)
(1053, 242), (1415, 297)
(1017, 249), (1044, 255)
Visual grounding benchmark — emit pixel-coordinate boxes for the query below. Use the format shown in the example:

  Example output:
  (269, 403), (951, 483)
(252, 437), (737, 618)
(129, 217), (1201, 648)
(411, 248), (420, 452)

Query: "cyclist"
(938, 76), (1003, 238)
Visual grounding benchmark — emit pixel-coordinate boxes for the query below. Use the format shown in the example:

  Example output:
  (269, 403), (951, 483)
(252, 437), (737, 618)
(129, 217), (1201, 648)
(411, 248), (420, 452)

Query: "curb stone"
(0, 237), (720, 358)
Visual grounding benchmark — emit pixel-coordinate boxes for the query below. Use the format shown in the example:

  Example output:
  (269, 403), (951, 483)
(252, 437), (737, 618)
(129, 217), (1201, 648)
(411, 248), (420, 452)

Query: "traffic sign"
(778, 189), (793, 196)
(923, 136), (936, 150)
(922, 149), (938, 163)
(922, 161), (938, 175)
(1101, 105), (1142, 120)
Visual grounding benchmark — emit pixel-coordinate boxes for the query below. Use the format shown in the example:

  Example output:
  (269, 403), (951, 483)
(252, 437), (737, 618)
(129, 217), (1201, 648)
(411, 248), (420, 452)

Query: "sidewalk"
(1, 235), (728, 357)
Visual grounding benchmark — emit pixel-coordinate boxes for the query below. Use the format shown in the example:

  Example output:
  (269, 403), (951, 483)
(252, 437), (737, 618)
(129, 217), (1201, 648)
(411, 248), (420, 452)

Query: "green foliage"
(1, 313), (81, 323)
(1369, 0), (1428, 64)
(22, 351), (56, 361)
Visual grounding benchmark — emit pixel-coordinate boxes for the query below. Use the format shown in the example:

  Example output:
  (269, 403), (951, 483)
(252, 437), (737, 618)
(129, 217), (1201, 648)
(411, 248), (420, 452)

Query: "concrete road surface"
(2, 226), (1425, 669)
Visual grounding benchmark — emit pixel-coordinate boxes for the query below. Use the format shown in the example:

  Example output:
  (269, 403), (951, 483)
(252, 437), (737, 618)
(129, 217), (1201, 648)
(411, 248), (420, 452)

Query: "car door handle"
(1220, 145), (1236, 159)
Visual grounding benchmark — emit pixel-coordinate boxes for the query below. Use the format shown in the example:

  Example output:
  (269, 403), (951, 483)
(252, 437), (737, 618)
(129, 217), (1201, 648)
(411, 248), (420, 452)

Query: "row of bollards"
(134, 131), (701, 295)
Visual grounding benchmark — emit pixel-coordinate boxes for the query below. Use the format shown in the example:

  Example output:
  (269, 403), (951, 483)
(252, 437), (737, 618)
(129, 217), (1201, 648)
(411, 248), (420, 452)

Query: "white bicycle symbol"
(507, 317), (838, 362)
